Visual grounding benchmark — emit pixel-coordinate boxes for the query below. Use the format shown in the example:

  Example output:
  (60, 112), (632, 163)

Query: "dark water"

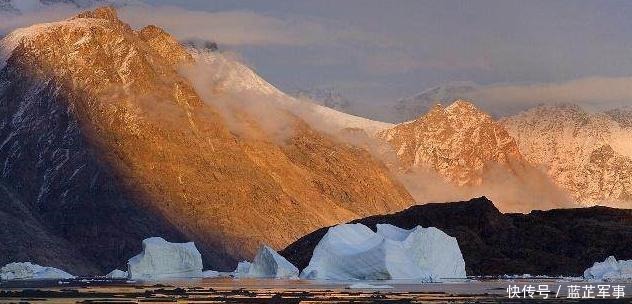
(1, 278), (630, 303)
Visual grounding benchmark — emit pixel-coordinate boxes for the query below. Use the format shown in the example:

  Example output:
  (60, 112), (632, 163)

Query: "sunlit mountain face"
(0, 6), (413, 274)
(502, 104), (632, 207)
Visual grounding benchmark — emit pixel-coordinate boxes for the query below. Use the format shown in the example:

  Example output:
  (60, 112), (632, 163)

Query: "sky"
(2, 0), (632, 116)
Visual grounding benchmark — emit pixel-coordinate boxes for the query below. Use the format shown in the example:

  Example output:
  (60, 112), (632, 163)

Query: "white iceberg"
(127, 237), (203, 280)
(300, 223), (466, 282)
(0, 262), (75, 281)
(248, 245), (299, 279)
(584, 256), (632, 281)
(105, 269), (128, 279)
(234, 246), (299, 279)
(377, 224), (466, 281)
(232, 261), (252, 278)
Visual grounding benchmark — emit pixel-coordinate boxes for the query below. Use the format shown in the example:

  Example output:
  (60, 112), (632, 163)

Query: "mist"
(396, 162), (575, 214)
(471, 77), (632, 116)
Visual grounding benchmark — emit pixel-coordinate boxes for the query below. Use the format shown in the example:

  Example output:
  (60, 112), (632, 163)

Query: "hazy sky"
(2, 0), (632, 111)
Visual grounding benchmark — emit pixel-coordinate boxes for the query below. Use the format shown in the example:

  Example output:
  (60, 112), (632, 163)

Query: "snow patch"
(186, 48), (392, 136)
(301, 223), (466, 282)
(584, 256), (632, 281)
(127, 237), (203, 280)
(0, 262), (75, 281)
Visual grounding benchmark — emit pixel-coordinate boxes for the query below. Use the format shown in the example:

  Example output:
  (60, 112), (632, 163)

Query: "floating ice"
(584, 256), (632, 281)
(348, 283), (393, 289)
(202, 270), (220, 278)
(127, 237), (203, 280)
(233, 261), (252, 278)
(377, 224), (466, 281)
(105, 269), (128, 279)
(300, 223), (466, 282)
(246, 245), (299, 279)
(0, 262), (75, 281)
(232, 246), (298, 279)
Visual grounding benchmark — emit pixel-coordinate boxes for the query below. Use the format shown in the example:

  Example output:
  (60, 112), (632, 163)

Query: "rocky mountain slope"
(375, 100), (572, 212)
(0, 6), (413, 275)
(377, 100), (525, 186)
(282, 197), (632, 276)
(501, 104), (632, 207)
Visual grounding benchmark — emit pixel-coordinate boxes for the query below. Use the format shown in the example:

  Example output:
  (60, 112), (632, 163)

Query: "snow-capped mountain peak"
(378, 100), (524, 186)
(501, 103), (632, 206)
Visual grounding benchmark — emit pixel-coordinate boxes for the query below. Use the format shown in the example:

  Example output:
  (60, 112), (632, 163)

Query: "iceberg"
(232, 261), (252, 278)
(377, 224), (466, 281)
(127, 237), (203, 280)
(105, 269), (128, 279)
(0, 262), (75, 281)
(248, 245), (299, 279)
(234, 246), (299, 279)
(300, 223), (466, 282)
(584, 256), (632, 281)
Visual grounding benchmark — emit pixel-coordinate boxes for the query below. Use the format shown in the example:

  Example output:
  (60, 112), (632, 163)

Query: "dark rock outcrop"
(281, 197), (632, 276)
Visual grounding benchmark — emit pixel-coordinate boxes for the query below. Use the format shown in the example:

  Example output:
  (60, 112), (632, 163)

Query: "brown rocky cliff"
(377, 100), (525, 186)
(0, 6), (413, 273)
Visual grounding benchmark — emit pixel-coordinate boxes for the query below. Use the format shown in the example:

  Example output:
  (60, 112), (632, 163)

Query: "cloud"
(0, 3), (81, 35)
(118, 6), (315, 46)
(0, 1), (384, 48)
(471, 76), (632, 114)
(117, 4), (388, 47)
(395, 162), (574, 213)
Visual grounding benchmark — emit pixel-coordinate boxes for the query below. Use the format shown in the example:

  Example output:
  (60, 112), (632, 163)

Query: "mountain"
(390, 82), (478, 123)
(501, 104), (632, 207)
(375, 100), (572, 212)
(377, 100), (524, 186)
(293, 87), (352, 113)
(0, 6), (413, 274)
(605, 105), (632, 128)
(281, 197), (632, 276)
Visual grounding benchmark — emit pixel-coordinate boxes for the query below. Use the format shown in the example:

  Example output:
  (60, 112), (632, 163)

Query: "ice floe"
(201, 270), (220, 278)
(105, 269), (128, 279)
(348, 283), (394, 289)
(127, 237), (203, 280)
(300, 223), (466, 282)
(0, 262), (75, 280)
(233, 246), (299, 279)
(584, 256), (632, 281)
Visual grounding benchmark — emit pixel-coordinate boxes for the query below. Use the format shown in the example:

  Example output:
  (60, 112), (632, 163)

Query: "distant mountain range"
(502, 104), (632, 206)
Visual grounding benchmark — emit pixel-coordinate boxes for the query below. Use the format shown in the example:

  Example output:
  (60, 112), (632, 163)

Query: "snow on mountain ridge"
(187, 47), (393, 136)
(501, 103), (632, 206)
